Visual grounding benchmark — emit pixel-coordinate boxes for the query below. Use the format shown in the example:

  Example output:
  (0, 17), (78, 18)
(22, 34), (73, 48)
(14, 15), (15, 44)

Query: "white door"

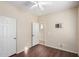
(32, 23), (39, 46)
(0, 16), (16, 57)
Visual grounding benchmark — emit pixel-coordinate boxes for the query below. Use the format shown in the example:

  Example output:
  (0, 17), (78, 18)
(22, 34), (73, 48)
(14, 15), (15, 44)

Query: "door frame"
(31, 22), (40, 46)
(0, 16), (17, 56)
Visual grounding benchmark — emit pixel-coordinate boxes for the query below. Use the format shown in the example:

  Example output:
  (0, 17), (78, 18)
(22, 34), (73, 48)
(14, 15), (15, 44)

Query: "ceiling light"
(30, 1), (44, 11)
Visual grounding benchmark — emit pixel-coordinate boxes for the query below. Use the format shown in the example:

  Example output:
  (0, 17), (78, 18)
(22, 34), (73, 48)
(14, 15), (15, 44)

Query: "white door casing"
(32, 23), (39, 46)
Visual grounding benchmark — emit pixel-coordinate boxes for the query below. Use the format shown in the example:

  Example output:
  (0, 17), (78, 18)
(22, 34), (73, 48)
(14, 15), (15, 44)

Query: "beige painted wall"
(77, 7), (79, 55)
(38, 8), (78, 53)
(0, 2), (38, 53)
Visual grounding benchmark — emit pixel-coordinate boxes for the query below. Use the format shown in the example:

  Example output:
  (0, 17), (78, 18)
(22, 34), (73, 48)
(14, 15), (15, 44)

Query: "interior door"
(32, 23), (39, 46)
(0, 16), (16, 57)
(4, 17), (16, 57)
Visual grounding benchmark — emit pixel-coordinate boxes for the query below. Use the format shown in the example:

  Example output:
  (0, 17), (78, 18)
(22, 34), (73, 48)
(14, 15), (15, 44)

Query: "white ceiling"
(6, 1), (79, 16)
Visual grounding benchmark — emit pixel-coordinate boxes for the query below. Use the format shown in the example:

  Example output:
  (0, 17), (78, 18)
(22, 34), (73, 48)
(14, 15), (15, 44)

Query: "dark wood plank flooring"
(11, 44), (78, 57)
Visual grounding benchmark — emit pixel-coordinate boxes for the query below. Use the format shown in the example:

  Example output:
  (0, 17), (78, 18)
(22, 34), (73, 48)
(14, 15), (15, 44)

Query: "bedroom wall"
(0, 2), (38, 53)
(38, 8), (78, 53)
(77, 6), (79, 55)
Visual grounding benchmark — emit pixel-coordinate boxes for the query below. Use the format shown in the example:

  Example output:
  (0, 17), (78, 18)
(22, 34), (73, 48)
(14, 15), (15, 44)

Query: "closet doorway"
(32, 22), (40, 46)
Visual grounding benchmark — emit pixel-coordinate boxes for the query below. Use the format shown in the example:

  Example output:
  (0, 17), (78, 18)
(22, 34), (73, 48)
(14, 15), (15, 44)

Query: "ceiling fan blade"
(24, 1), (36, 7)
(30, 4), (37, 9)
(39, 4), (44, 11)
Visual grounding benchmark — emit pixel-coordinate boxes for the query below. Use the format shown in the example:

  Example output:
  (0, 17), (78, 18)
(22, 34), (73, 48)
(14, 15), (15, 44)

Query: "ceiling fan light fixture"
(30, 1), (44, 11)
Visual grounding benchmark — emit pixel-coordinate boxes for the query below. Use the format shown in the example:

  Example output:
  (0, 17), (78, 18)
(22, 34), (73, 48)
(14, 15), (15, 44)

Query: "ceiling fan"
(31, 1), (44, 11)
(24, 1), (44, 11)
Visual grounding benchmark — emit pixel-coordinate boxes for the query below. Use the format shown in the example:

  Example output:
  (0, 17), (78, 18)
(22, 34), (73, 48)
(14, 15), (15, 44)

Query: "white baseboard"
(45, 44), (77, 54)
(58, 48), (77, 54)
(16, 47), (30, 54)
(16, 49), (24, 54)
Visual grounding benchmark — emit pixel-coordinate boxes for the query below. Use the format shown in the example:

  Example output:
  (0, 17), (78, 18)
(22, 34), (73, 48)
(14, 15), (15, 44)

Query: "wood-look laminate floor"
(11, 44), (78, 57)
